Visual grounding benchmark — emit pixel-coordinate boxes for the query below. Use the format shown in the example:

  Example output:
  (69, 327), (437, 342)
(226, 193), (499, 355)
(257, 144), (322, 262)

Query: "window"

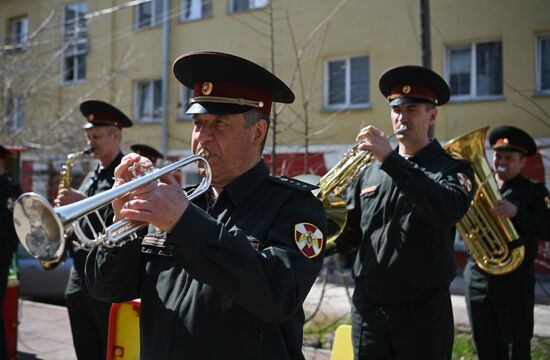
(135, 80), (163, 122)
(178, 85), (193, 119)
(136, 0), (163, 29)
(446, 41), (503, 100)
(536, 34), (550, 94)
(7, 16), (28, 52)
(4, 96), (25, 133)
(180, 0), (212, 21)
(61, 2), (88, 84)
(324, 55), (370, 110)
(229, 0), (268, 13)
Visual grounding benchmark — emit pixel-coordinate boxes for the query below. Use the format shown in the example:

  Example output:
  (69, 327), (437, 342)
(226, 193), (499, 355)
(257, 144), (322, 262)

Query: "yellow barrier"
(106, 299), (141, 360)
(330, 324), (353, 360)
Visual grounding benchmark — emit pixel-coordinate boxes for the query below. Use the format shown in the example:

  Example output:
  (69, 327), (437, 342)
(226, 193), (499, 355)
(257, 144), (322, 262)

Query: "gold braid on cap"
(189, 96), (264, 109)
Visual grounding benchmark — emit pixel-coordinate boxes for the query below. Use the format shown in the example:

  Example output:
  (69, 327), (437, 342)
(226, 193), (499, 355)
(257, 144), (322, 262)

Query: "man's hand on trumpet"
(112, 153), (189, 233)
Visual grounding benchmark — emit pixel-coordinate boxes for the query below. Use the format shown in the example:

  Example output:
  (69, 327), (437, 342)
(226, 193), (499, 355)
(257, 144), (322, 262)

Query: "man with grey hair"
(55, 100), (132, 360)
(86, 51), (327, 359)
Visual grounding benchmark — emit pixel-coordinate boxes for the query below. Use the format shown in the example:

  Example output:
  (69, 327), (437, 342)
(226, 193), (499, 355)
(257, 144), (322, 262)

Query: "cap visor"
(185, 102), (254, 115)
(389, 97), (433, 106)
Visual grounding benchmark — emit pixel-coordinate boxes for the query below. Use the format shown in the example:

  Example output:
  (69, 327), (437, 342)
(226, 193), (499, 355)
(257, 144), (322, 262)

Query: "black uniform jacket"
(335, 140), (475, 304)
(66, 152), (123, 295)
(0, 172), (23, 265)
(86, 160), (327, 359)
(466, 174), (550, 301)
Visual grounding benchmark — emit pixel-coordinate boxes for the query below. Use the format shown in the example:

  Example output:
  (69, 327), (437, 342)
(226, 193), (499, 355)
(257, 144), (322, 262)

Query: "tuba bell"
(444, 127), (523, 275)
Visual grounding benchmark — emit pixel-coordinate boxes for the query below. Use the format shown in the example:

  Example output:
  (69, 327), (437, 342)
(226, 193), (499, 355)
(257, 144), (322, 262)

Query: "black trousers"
(465, 282), (534, 360)
(65, 285), (112, 360)
(351, 286), (454, 360)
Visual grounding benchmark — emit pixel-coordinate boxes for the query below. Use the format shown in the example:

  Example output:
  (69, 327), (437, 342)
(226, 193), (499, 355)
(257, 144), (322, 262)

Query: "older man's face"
(191, 113), (266, 188)
(85, 126), (120, 164)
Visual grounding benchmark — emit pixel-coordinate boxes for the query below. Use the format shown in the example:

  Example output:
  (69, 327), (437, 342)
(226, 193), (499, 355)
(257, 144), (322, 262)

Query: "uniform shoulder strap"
(270, 176), (318, 192)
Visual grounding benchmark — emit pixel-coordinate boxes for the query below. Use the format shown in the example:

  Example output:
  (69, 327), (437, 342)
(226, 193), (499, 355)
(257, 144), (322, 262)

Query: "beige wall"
(1, 0), (549, 157)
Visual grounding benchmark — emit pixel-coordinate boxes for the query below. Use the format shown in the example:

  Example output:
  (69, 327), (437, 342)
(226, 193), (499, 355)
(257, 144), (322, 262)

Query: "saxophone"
(40, 147), (91, 270)
(58, 148), (92, 190)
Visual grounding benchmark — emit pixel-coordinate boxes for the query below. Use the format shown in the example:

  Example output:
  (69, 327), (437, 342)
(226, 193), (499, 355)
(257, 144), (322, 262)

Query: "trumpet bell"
(13, 153), (212, 264)
(13, 193), (65, 263)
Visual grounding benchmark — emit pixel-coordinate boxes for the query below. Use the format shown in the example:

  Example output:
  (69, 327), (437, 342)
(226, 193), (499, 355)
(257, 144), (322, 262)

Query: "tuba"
(14, 152), (211, 264)
(444, 127), (523, 275)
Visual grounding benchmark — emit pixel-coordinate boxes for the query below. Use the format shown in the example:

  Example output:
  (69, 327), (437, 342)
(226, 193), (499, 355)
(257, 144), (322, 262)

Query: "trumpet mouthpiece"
(198, 148), (210, 159)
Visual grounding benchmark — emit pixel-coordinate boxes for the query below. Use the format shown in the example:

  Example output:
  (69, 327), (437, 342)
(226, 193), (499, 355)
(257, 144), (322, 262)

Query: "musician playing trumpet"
(464, 126), (550, 360)
(329, 66), (475, 360)
(55, 100), (132, 360)
(85, 51), (327, 359)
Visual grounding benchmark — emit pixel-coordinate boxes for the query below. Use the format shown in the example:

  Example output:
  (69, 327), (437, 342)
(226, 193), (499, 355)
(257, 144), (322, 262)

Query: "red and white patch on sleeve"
(457, 172), (473, 192)
(294, 222), (324, 259)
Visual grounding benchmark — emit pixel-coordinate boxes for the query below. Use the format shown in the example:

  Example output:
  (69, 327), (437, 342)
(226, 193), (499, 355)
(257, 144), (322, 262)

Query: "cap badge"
(294, 222), (324, 259)
(88, 114), (95, 121)
(503, 138), (509, 144)
(201, 82), (213, 96)
(402, 85), (411, 94)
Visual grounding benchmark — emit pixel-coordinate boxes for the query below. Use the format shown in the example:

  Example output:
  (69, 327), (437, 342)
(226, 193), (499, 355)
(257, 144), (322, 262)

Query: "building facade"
(0, 0), (549, 185)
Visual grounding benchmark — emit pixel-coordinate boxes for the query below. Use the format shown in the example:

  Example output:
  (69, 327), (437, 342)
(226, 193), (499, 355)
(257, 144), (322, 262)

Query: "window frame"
(323, 54), (370, 111)
(180, 0), (213, 22)
(134, 79), (164, 123)
(445, 40), (503, 102)
(536, 33), (550, 95)
(135, 0), (163, 30)
(228, 0), (268, 13)
(60, 2), (88, 85)
(5, 95), (25, 133)
(7, 16), (29, 52)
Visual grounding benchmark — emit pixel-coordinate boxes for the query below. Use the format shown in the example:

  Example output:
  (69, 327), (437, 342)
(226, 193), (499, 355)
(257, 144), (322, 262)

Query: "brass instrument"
(444, 127), (523, 275)
(58, 148), (92, 190)
(297, 125), (407, 248)
(14, 151), (211, 264)
(40, 148), (92, 270)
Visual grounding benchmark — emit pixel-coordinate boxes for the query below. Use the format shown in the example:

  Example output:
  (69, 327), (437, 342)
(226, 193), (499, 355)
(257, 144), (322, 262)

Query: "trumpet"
(13, 152), (211, 263)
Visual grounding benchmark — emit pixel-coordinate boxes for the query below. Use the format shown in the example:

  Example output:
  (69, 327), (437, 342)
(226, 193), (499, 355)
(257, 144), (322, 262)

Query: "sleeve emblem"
(294, 222), (324, 259)
(457, 172), (473, 192)
(545, 195), (550, 210)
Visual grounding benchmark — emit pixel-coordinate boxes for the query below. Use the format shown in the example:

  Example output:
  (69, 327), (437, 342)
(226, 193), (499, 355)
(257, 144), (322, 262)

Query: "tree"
(0, 0), (137, 152)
